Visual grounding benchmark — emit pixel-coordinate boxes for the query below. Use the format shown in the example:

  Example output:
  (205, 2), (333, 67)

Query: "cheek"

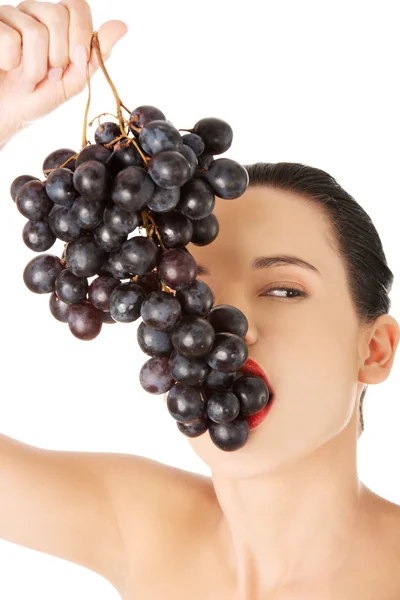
(259, 323), (359, 432)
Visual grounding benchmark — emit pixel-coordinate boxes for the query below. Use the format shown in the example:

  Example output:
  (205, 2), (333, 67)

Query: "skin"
(0, 0), (128, 149)
(166, 185), (400, 598)
(1, 4), (398, 595)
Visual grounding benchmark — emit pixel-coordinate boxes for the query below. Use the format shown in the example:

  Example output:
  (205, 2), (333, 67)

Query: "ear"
(358, 314), (400, 386)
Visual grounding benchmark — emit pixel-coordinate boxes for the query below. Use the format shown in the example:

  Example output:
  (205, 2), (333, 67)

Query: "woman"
(0, 2), (399, 599)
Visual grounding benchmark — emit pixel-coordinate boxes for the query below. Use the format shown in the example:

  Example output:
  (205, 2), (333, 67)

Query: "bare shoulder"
(100, 452), (216, 594)
(362, 486), (400, 594)
(377, 496), (400, 596)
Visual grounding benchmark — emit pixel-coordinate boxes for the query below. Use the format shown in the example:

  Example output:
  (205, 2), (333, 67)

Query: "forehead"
(187, 186), (334, 270)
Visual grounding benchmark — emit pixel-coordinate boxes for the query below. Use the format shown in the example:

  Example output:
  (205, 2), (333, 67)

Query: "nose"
(244, 323), (258, 345)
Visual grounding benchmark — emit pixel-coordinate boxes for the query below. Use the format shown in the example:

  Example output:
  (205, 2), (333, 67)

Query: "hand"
(0, 0), (128, 145)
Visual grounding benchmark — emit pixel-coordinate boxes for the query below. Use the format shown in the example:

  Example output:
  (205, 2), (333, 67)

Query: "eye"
(258, 286), (308, 299)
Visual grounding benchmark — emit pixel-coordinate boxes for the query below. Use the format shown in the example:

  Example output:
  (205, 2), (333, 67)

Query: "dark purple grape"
(119, 235), (159, 275)
(10, 175), (41, 202)
(55, 269), (88, 304)
(193, 117), (233, 155)
(206, 158), (249, 199)
(65, 235), (107, 278)
(88, 275), (120, 311)
(168, 350), (209, 386)
(197, 154), (214, 170)
(48, 205), (81, 241)
(207, 305), (248, 337)
(179, 145), (197, 179)
(136, 271), (162, 295)
(205, 333), (248, 372)
(146, 185), (180, 213)
(167, 382), (206, 424)
(128, 105), (166, 136)
(49, 292), (70, 322)
(93, 223), (126, 253)
(111, 165), (155, 212)
(22, 220), (56, 252)
(190, 213), (219, 246)
(148, 150), (191, 189)
(103, 203), (139, 236)
(157, 247), (197, 290)
(208, 416), (249, 451)
(109, 281), (146, 322)
(75, 143), (111, 167)
(72, 160), (110, 199)
(45, 168), (78, 207)
(181, 133), (205, 157)
(140, 290), (182, 331)
(137, 321), (173, 356)
(176, 418), (209, 438)
(179, 177), (215, 220)
(102, 311), (117, 324)
(43, 148), (76, 175)
(232, 376), (271, 416)
(171, 316), (215, 358)
(23, 254), (64, 293)
(152, 210), (193, 248)
(175, 279), (214, 317)
(99, 251), (131, 279)
(139, 355), (175, 394)
(106, 140), (145, 176)
(16, 180), (53, 221)
(139, 120), (182, 156)
(206, 390), (241, 423)
(68, 301), (103, 340)
(166, 383), (207, 422)
(70, 196), (105, 230)
(94, 121), (121, 145)
(205, 368), (237, 390)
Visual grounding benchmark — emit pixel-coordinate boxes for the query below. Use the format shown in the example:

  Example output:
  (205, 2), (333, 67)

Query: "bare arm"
(0, 431), (205, 595)
(0, 432), (129, 591)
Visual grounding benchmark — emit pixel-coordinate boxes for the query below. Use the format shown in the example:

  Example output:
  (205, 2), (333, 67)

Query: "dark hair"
(243, 162), (395, 437)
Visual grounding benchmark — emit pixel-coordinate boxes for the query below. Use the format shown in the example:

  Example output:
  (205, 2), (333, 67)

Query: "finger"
(62, 19), (128, 100)
(0, 20), (22, 71)
(87, 19), (129, 66)
(58, 0), (93, 66)
(0, 4), (48, 89)
(17, 1), (70, 81)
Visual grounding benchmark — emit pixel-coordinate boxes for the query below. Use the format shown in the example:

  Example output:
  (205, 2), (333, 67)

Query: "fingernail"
(119, 25), (128, 39)
(72, 45), (88, 65)
(20, 82), (36, 94)
(48, 67), (63, 82)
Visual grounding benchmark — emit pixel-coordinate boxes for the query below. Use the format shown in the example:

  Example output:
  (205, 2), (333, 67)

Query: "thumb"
(89, 20), (129, 66)
(60, 20), (128, 113)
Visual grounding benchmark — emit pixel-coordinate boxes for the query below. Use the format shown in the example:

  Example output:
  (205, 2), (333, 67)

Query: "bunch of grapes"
(10, 35), (272, 451)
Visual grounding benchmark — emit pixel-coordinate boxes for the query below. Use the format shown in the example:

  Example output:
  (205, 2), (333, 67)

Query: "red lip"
(240, 358), (275, 396)
(239, 358), (275, 430)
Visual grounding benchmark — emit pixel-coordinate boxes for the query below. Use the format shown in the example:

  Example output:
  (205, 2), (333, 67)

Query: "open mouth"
(237, 358), (275, 430)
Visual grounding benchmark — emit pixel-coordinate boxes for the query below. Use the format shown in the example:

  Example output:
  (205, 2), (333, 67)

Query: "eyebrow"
(196, 254), (321, 276)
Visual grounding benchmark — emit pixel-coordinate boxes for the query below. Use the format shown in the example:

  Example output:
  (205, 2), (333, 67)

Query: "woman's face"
(171, 186), (367, 477)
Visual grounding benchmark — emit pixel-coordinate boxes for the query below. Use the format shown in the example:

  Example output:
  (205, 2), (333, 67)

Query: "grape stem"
(81, 32), (150, 166)
(140, 210), (166, 251)
(43, 153), (78, 174)
(88, 112), (121, 128)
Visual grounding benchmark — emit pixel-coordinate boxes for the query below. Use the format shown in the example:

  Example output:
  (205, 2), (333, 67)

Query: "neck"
(210, 404), (373, 598)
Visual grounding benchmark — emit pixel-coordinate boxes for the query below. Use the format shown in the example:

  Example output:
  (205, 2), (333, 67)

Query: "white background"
(0, 1), (399, 598)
